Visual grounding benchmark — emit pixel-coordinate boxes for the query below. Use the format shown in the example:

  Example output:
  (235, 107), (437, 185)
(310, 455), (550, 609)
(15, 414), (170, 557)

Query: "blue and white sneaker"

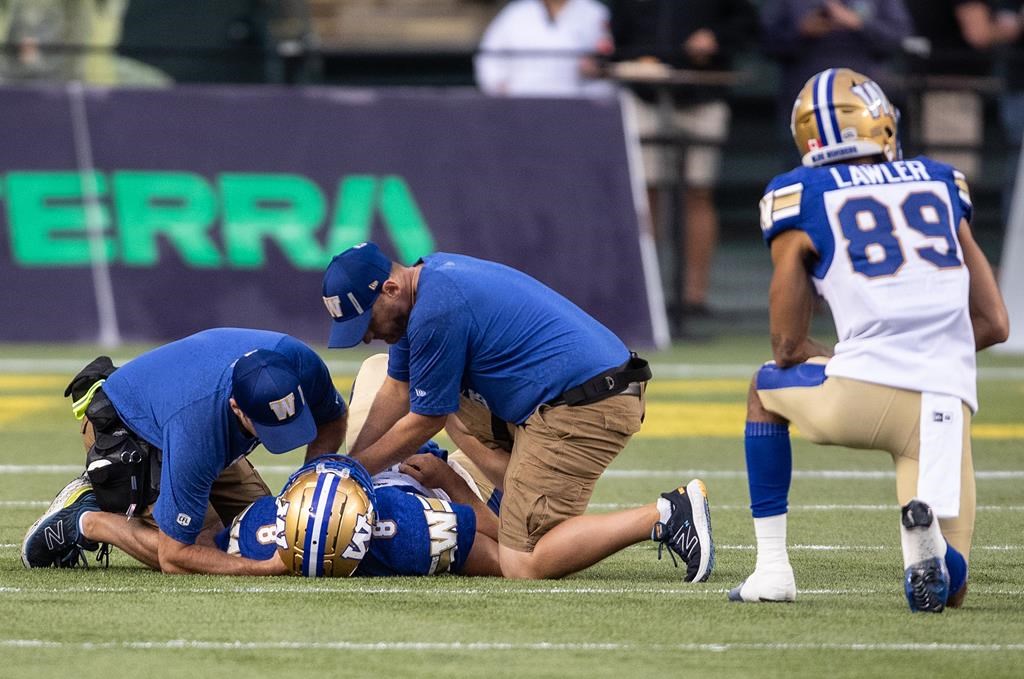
(21, 475), (101, 569)
(651, 479), (715, 582)
(901, 499), (950, 613)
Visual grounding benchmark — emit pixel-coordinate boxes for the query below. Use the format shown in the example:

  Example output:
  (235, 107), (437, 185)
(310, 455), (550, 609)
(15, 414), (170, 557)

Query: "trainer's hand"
(399, 453), (458, 489)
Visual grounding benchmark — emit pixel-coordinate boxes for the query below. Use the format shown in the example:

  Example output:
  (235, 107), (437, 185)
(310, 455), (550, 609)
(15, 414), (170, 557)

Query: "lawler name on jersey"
(757, 156), (978, 412)
(828, 159), (932, 188)
(761, 159), (972, 241)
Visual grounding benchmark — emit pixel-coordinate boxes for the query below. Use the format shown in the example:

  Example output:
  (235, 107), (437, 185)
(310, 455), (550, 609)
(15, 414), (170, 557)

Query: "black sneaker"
(901, 499), (950, 613)
(22, 475), (101, 568)
(651, 479), (714, 582)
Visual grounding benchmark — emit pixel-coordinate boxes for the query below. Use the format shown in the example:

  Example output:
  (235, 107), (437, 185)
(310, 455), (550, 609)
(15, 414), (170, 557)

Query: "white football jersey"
(759, 157), (977, 411)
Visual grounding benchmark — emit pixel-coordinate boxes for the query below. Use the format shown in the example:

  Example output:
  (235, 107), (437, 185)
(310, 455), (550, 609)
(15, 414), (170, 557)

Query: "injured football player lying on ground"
(217, 448), (501, 577)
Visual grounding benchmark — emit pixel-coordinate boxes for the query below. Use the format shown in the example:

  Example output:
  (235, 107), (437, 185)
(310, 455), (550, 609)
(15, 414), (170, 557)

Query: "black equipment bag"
(66, 357), (162, 516)
(64, 355), (118, 403)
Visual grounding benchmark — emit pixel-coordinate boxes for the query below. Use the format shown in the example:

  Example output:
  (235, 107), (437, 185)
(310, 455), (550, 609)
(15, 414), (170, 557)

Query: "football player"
(733, 68), (1009, 611)
(217, 452), (501, 576)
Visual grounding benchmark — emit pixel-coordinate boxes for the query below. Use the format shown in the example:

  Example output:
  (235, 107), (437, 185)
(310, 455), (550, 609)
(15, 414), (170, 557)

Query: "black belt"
(547, 353), (651, 407)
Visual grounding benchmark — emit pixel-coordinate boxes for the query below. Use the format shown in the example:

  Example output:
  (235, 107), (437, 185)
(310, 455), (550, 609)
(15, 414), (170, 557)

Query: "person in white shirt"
(475, 0), (614, 98)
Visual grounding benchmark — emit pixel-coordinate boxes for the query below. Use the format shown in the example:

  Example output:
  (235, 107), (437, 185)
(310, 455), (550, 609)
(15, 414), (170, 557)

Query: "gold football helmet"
(276, 462), (375, 577)
(791, 67), (900, 168)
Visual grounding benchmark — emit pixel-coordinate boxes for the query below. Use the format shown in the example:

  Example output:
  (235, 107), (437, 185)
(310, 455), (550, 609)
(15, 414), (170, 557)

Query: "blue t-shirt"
(386, 253), (629, 424)
(216, 486), (475, 576)
(102, 328), (345, 544)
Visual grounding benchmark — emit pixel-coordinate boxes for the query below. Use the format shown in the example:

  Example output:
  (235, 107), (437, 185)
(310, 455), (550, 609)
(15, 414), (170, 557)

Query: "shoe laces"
(57, 545), (90, 568)
(95, 543), (111, 568)
(652, 522), (680, 568)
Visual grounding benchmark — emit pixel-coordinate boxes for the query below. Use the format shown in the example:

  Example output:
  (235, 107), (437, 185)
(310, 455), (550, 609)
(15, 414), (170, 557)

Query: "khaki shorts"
(81, 419), (271, 533)
(499, 391), (645, 552)
(757, 362), (975, 559)
(455, 393), (515, 453)
(346, 353), (390, 448)
(631, 93), (730, 187)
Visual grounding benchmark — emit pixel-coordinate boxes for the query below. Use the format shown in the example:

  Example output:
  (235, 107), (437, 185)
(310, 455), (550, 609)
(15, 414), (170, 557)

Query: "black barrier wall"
(0, 85), (663, 348)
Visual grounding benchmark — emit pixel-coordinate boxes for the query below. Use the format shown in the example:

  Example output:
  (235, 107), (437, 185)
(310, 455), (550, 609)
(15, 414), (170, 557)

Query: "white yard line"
(3, 542), (1017, 552)
(0, 638), (1022, 653)
(0, 585), (1020, 596)
(4, 498), (1021, 512)
(1, 359), (1021, 381)
(590, 503), (1024, 511)
(2, 465), (1022, 480)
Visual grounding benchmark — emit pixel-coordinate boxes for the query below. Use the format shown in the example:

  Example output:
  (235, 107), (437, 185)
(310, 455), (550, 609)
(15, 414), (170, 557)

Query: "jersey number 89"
(837, 191), (962, 278)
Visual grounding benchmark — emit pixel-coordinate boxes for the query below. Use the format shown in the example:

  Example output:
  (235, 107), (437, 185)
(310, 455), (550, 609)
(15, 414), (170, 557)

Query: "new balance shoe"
(22, 475), (101, 568)
(728, 564), (797, 603)
(900, 499), (950, 613)
(651, 479), (714, 582)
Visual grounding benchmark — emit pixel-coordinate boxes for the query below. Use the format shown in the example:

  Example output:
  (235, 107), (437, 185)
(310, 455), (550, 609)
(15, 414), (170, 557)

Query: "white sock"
(753, 514), (790, 571)
(78, 511), (96, 541)
(900, 505), (947, 569)
(656, 497), (672, 524)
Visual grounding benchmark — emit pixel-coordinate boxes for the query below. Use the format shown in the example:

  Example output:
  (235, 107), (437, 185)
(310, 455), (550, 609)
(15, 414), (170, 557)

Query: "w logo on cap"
(268, 392), (297, 421)
(323, 296), (343, 319)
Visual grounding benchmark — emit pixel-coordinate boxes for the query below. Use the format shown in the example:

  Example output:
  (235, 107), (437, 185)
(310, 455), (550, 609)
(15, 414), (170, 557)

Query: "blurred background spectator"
(996, 2), (1024, 220)
(760, 0), (914, 166)
(474, 0), (613, 97)
(2, 0), (1020, 337)
(608, 0), (758, 325)
(0, 0), (170, 85)
(903, 0), (1007, 179)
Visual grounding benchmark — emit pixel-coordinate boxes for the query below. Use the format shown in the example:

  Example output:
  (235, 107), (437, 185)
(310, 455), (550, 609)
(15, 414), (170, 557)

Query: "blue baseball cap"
(322, 242), (392, 348)
(231, 349), (317, 454)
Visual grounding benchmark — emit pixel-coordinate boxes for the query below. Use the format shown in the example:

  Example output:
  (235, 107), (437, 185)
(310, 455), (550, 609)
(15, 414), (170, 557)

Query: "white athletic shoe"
(728, 564), (797, 603)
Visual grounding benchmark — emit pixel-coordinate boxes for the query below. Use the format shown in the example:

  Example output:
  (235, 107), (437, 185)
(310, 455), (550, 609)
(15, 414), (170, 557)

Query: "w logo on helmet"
(851, 80), (893, 119)
(342, 513), (372, 560)
(268, 392), (297, 421)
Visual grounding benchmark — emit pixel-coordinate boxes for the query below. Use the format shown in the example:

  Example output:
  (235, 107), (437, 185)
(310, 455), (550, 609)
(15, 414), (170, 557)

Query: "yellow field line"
(0, 376), (67, 390)
(644, 379), (749, 395)
(0, 396), (59, 426)
(0, 389), (1020, 440)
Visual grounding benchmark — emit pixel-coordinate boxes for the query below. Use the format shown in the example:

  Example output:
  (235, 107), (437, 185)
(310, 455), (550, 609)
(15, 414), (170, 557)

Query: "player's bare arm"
(768, 229), (831, 367)
(400, 452), (500, 540)
(349, 376), (410, 455)
(158, 530), (287, 576)
(352, 411), (446, 475)
(958, 219), (1010, 350)
(304, 411), (348, 463)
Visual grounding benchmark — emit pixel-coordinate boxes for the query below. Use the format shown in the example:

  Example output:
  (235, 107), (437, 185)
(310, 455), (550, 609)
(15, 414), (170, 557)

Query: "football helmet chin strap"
(801, 139), (891, 168)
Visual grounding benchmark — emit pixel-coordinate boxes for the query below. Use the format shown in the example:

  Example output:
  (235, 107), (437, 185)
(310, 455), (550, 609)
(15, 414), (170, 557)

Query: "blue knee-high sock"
(745, 422), (792, 518)
(945, 542), (968, 594)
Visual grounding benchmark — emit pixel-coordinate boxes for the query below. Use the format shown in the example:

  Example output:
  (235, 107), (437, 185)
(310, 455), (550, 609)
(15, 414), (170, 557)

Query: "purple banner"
(0, 85), (660, 347)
